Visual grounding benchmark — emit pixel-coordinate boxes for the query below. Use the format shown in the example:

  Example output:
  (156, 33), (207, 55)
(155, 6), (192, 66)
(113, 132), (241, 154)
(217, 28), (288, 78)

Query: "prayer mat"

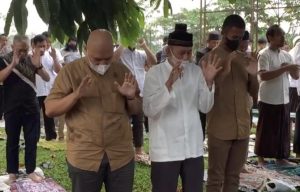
(239, 165), (300, 191)
(10, 178), (66, 192)
(264, 163), (300, 177)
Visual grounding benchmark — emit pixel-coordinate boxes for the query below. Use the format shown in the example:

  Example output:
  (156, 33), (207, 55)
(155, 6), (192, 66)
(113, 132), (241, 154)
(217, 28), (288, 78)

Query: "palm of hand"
(203, 64), (218, 82)
(118, 82), (136, 98)
(50, 51), (56, 59)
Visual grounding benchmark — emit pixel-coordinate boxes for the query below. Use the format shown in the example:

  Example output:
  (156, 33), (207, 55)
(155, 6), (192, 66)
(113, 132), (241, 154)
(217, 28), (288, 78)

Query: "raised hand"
(30, 48), (41, 68)
(165, 63), (184, 91)
(114, 73), (137, 99)
(75, 75), (93, 98)
(201, 53), (222, 86)
(138, 38), (146, 48)
(50, 47), (57, 60)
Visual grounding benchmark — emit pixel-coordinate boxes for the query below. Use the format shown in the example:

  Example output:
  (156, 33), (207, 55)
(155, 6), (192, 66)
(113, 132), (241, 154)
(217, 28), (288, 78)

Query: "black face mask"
(225, 37), (240, 51)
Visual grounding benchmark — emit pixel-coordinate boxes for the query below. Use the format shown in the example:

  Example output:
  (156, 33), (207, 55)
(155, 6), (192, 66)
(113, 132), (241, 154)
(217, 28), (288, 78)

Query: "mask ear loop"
(170, 49), (183, 63)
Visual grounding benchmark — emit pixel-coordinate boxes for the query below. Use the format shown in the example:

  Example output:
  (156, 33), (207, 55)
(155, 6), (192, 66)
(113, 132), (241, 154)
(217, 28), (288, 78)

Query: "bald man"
(45, 29), (142, 192)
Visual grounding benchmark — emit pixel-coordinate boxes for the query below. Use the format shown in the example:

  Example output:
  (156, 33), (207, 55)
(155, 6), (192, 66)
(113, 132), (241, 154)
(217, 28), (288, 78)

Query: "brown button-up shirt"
(202, 45), (259, 140)
(46, 58), (141, 171)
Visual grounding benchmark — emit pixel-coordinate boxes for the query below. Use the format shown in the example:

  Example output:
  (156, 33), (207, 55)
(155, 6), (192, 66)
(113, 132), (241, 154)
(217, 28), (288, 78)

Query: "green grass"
(0, 138), (153, 192)
(0, 134), (210, 192)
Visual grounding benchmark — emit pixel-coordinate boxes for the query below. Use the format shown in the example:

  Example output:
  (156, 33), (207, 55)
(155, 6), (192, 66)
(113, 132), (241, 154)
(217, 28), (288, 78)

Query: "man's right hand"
(75, 75), (92, 99)
(165, 64), (183, 92)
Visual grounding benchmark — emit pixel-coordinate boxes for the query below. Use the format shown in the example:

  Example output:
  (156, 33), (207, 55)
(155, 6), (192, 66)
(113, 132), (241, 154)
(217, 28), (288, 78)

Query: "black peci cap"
(168, 23), (193, 47)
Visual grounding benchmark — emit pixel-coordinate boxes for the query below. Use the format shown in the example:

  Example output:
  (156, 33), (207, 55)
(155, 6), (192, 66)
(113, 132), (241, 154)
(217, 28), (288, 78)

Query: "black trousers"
(132, 113), (144, 148)
(38, 96), (57, 140)
(67, 155), (134, 192)
(151, 156), (204, 192)
(5, 110), (39, 174)
(294, 100), (300, 154)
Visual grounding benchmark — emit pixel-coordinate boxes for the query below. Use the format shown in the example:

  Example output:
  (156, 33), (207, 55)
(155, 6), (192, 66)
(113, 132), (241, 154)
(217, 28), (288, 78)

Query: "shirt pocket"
(102, 92), (126, 114)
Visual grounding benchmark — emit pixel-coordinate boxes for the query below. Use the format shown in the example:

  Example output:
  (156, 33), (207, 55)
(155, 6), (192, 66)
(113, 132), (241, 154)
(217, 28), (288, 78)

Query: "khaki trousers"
(206, 135), (249, 192)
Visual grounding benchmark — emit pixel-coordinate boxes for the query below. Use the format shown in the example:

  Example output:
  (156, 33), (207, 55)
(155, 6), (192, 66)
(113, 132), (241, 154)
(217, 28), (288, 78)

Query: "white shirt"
(61, 49), (81, 64)
(289, 43), (300, 88)
(120, 48), (146, 96)
(0, 45), (11, 57)
(290, 43), (300, 95)
(143, 60), (215, 162)
(258, 47), (292, 104)
(35, 50), (62, 96)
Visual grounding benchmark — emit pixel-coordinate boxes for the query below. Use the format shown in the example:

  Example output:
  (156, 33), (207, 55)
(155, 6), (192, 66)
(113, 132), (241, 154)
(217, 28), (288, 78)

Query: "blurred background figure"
(256, 37), (268, 55)
(155, 36), (168, 64)
(0, 34), (12, 57)
(61, 37), (81, 65)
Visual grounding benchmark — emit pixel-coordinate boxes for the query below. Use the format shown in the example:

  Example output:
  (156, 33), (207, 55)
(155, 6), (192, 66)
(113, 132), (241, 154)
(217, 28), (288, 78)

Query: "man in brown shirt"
(45, 29), (141, 192)
(202, 15), (259, 192)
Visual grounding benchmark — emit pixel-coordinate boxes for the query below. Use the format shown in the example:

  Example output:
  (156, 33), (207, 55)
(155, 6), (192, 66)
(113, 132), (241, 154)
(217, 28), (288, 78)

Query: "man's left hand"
(50, 47), (57, 61)
(114, 73), (137, 99)
(201, 53), (222, 87)
(138, 38), (146, 48)
(30, 48), (41, 68)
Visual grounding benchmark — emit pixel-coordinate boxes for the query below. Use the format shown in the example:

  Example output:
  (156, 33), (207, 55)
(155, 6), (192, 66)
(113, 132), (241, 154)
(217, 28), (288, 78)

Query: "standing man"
(289, 36), (300, 116)
(144, 23), (221, 192)
(196, 31), (221, 65)
(291, 36), (300, 157)
(203, 15), (259, 192)
(45, 29), (141, 192)
(116, 38), (156, 162)
(0, 35), (50, 183)
(155, 36), (168, 64)
(0, 34), (12, 120)
(61, 37), (81, 65)
(57, 37), (81, 141)
(33, 34), (62, 141)
(256, 37), (268, 55)
(196, 31), (220, 138)
(255, 25), (299, 166)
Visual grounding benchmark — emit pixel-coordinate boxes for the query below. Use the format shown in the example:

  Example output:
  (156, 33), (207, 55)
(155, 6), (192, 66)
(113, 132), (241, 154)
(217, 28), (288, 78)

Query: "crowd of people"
(0, 13), (300, 192)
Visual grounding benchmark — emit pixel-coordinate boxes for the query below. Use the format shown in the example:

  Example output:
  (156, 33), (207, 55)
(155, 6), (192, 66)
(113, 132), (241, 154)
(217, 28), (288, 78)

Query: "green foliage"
(209, 0), (300, 45)
(4, 1), (14, 36)
(10, 0), (28, 35)
(150, 0), (172, 16)
(4, 0), (145, 48)
(144, 8), (201, 53)
(33, 0), (50, 24)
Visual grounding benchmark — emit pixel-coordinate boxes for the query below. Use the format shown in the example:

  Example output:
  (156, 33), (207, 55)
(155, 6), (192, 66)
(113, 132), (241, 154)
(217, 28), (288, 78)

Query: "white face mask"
(170, 49), (190, 68)
(87, 57), (111, 75)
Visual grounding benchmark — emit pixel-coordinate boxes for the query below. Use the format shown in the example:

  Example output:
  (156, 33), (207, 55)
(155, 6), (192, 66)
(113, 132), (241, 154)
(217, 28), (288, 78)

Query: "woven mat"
(239, 165), (300, 191)
(10, 178), (66, 192)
